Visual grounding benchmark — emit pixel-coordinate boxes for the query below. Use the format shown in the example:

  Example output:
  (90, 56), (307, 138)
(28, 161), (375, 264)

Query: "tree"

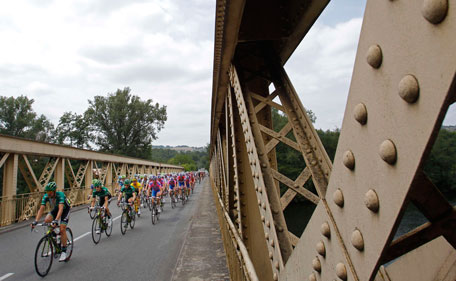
(0, 95), (54, 141)
(55, 112), (92, 148)
(85, 87), (167, 158)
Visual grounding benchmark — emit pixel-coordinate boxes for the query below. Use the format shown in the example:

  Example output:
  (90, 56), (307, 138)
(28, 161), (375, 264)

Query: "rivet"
(321, 222), (331, 238)
(351, 229), (365, 251)
(262, 202), (266, 209)
(266, 220), (270, 227)
(258, 199), (261, 205)
(261, 215), (265, 222)
(422, 0), (448, 24)
(309, 273), (317, 281)
(366, 45), (382, 69)
(269, 251), (273, 259)
(342, 150), (355, 170)
(270, 239), (275, 247)
(353, 103), (367, 125)
(333, 189), (344, 208)
(262, 163), (267, 168)
(259, 187), (263, 193)
(336, 263), (347, 280)
(364, 189), (379, 212)
(398, 75), (419, 103)
(316, 240), (326, 257)
(379, 139), (397, 164)
(265, 232), (270, 240)
(312, 257), (322, 272)
(273, 273), (278, 281)
(274, 261), (279, 269)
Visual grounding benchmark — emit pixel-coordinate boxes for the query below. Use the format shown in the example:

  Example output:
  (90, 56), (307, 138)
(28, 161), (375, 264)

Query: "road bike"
(169, 190), (177, 209)
(150, 197), (160, 225)
(32, 223), (74, 277)
(88, 196), (100, 219)
(119, 200), (136, 235)
(91, 204), (113, 244)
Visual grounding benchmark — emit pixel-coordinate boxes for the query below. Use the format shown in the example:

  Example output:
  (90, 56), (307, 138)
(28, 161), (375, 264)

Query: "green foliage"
(150, 147), (208, 171)
(423, 129), (456, 194)
(0, 95), (54, 142)
(55, 112), (92, 149)
(85, 87), (167, 158)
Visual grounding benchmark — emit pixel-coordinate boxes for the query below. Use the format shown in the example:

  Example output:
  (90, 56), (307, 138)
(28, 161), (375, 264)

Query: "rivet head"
(333, 189), (344, 208)
(309, 273), (317, 281)
(379, 139), (397, 165)
(321, 222), (331, 238)
(364, 189), (379, 212)
(342, 150), (355, 170)
(336, 263), (347, 280)
(265, 232), (269, 240)
(266, 220), (271, 227)
(270, 239), (275, 247)
(353, 103), (367, 125)
(261, 215), (265, 222)
(312, 257), (322, 272)
(422, 0), (448, 24)
(399, 75), (419, 103)
(316, 240), (326, 257)
(269, 251), (273, 259)
(274, 261), (279, 269)
(258, 199), (261, 205)
(262, 202), (266, 209)
(366, 45), (382, 69)
(273, 273), (278, 281)
(351, 229), (365, 251)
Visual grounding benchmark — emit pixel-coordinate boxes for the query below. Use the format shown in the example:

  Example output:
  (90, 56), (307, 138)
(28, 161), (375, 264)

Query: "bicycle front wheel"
(105, 217), (113, 237)
(91, 216), (102, 244)
(34, 236), (53, 277)
(120, 211), (128, 235)
(65, 227), (74, 261)
(151, 206), (157, 225)
(130, 212), (136, 229)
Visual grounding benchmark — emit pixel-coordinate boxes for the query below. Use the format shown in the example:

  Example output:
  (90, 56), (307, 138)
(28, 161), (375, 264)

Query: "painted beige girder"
(210, 0), (456, 280)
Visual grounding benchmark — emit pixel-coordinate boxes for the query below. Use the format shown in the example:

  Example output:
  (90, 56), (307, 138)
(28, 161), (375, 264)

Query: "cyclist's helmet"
(124, 179), (131, 186)
(94, 180), (102, 188)
(45, 181), (57, 192)
(92, 179), (98, 184)
(121, 175), (126, 179)
(132, 178), (137, 182)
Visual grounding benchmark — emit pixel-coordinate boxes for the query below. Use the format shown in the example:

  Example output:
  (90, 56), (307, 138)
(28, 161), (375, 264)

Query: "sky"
(0, 0), (454, 147)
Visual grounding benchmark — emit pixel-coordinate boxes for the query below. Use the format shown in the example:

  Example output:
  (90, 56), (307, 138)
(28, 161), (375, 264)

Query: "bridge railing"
(0, 134), (183, 227)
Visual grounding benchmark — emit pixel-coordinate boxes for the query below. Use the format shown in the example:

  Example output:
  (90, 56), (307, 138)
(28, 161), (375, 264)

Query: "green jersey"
(120, 186), (135, 199)
(41, 191), (71, 211)
(92, 187), (111, 198)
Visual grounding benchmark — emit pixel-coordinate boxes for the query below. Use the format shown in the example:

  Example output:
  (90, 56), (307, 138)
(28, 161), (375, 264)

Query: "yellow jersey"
(131, 181), (141, 192)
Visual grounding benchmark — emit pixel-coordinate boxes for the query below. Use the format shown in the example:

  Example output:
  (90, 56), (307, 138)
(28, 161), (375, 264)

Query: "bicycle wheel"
(151, 205), (157, 225)
(171, 196), (176, 209)
(91, 216), (102, 244)
(182, 195), (186, 206)
(34, 236), (53, 277)
(64, 227), (74, 261)
(157, 206), (160, 221)
(130, 211), (136, 229)
(105, 217), (113, 237)
(120, 211), (128, 235)
(89, 208), (96, 219)
(148, 198), (152, 211)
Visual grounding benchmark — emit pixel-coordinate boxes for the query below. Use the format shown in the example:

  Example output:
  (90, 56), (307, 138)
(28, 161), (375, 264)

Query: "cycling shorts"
(152, 189), (160, 197)
(178, 181), (184, 187)
(169, 185), (175, 190)
(50, 207), (71, 225)
(99, 196), (111, 207)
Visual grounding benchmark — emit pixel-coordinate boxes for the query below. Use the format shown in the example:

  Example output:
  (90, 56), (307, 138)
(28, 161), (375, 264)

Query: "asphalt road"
(0, 183), (204, 281)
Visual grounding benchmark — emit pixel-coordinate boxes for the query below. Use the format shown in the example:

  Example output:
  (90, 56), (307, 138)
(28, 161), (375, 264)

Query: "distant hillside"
(442, 125), (456, 132)
(152, 145), (206, 152)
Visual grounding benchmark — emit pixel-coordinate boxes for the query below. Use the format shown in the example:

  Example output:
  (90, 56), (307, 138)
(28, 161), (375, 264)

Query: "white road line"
(72, 215), (121, 242)
(0, 273), (14, 281)
(74, 232), (90, 242)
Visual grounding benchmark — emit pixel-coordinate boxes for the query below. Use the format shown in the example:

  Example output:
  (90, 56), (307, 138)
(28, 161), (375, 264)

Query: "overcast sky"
(0, 0), (454, 147)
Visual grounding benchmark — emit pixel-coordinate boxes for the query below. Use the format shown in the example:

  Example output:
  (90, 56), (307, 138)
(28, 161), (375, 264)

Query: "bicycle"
(119, 201), (136, 235)
(91, 205), (113, 244)
(150, 197), (160, 225)
(169, 190), (177, 209)
(32, 223), (74, 277)
(88, 196), (100, 219)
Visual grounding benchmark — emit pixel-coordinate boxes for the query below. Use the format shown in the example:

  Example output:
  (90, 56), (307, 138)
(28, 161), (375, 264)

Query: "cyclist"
(117, 179), (136, 209)
(31, 182), (71, 262)
(148, 177), (163, 212)
(168, 176), (177, 203)
(90, 180), (112, 233)
(177, 173), (185, 198)
(185, 174), (191, 197)
(131, 178), (142, 216)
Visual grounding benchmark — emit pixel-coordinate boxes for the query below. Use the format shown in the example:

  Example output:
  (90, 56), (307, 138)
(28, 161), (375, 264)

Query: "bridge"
(209, 0), (455, 281)
(1, 0), (455, 280)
